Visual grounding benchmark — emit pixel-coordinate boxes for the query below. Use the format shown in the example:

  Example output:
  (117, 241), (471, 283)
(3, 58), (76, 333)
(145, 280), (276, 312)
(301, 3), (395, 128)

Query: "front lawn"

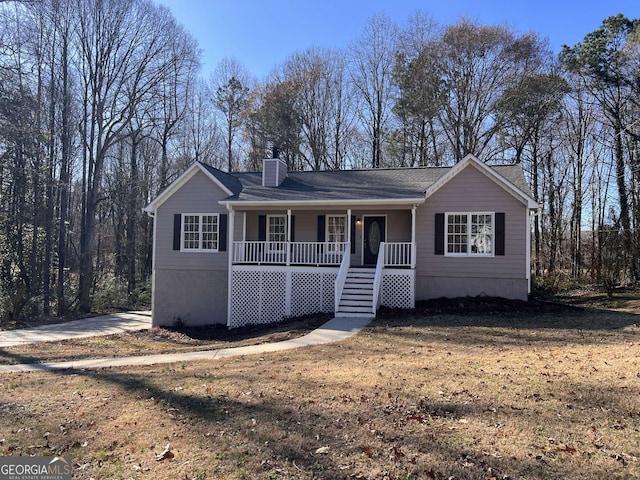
(0, 296), (638, 479)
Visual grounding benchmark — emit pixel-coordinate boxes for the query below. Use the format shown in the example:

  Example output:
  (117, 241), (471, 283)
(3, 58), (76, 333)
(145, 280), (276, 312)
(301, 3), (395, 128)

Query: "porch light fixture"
(356, 218), (361, 224)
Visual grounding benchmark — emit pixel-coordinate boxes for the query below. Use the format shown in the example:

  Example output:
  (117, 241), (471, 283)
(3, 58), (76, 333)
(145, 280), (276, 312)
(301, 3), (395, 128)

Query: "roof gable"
(423, 154), (539, 209)
(144, 162), (238, 213)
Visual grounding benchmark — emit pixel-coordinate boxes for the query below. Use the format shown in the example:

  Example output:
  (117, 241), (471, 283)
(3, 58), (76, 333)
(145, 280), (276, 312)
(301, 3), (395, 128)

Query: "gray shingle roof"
(217, 164), (532, 204)
(198, 162), (243, 195)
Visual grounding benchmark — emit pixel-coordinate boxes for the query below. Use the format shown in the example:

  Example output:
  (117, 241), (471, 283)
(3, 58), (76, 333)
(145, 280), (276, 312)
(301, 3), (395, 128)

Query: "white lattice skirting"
(381, 269), (415, 309)
(229, 266), (415, 328)
(230, 266), (337, 328)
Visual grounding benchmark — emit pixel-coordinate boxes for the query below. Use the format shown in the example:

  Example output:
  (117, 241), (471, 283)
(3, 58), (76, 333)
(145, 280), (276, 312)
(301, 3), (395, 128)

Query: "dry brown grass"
(1, 297), (639, 480)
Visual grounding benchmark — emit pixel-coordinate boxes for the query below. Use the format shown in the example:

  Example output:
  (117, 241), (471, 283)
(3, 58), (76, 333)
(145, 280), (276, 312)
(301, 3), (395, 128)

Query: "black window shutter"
(434, 213), (445, 255)
(495, 212), (505, 256)
(258, 215), (266, 241)
(219, 214), (228, 252)
(317, 215), (326, 242)
(173, 214), (182, 250)
(290, 215), (295, 243)
(350, 216), (356, 254)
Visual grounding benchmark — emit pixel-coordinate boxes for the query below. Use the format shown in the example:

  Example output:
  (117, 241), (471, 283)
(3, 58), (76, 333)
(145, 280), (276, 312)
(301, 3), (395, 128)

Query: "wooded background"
(0, 0), (638, 321)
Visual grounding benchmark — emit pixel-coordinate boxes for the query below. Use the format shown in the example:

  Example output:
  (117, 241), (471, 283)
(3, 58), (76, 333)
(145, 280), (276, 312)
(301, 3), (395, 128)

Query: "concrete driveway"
(0, 311), (152, 348)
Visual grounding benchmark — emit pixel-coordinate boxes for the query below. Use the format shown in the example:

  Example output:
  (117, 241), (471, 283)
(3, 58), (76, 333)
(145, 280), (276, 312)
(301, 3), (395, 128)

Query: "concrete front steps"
(335, 268), (376, 318)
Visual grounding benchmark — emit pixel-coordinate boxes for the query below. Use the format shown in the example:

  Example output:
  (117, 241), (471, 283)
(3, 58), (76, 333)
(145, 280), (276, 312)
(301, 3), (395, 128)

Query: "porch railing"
(383, 242), (415, 268)
(233, 241), (415, 267)
(334, 241), (351, 314)
(232, 241), (348, 265)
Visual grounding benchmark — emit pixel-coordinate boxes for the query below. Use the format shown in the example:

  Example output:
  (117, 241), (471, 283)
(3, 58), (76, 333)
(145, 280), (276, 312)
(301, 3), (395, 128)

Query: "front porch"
(226, 206), (418, 328)
(229, 242), (416, 327)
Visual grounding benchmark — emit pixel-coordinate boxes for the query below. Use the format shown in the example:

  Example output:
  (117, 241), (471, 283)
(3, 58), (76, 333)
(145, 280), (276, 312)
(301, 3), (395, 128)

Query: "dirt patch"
(406, 295), (582, 317)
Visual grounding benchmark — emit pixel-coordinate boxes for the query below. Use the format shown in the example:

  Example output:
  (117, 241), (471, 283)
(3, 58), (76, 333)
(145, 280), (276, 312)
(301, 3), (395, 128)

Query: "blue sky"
(155, 0), (638, 80)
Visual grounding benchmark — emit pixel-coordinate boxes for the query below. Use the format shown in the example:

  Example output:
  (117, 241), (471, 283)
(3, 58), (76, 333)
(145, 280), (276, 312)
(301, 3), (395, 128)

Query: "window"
(267, 215), (286, 250)
(182, 214), (218, 251)
(267, 215), (286, 242)
(446, 212), (493, 256)
(326, 215), (346, 249)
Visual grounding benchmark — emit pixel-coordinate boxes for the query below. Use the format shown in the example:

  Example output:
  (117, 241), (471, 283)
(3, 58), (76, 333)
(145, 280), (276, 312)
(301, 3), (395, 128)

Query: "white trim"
(180, 213), (220, 252)
(242, 212), (247, 241)
(424, 154), (539, 210)
(151, 209), (157, 324)
(227, 206), (235, 327)
(444, 212), (495, 257)
(346, 209), (352, 257)
(144, 163), (233, 213)
(361, 214), (388, 266)
(286, 209), (292, 265)
(411, 205), (417, 269)
(526, 209), (532, 294)
(219, 197), (426, 208)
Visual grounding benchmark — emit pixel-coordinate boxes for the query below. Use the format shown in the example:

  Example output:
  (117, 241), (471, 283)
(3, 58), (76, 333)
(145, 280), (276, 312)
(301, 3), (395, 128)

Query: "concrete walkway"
(0, 311), (152, 348)
(0, 316), (371, 374)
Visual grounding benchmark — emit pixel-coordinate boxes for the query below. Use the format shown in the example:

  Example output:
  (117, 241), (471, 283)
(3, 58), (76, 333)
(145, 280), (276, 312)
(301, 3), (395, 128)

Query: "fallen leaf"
(407, 414), (425, 423)
(360, 445), (372, 457)
(155, 444), (174, 461)
(391, 446), (405, 458)
(558, 445), (577, 455)
(315, 446), (330, 454)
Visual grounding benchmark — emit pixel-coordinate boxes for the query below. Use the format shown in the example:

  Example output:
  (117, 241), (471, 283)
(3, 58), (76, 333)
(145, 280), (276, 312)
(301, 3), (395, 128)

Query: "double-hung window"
(446, 212), (493, 256)
(267, 215), (286, 251)
(326, 215), (346, 251)
(182, 214), (219, 252)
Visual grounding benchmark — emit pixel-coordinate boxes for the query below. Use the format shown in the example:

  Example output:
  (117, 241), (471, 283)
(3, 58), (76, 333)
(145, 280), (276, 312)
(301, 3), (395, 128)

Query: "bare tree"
(437, 19), (547, 162)
(392, 12), (443, 166)
(560, 73), (597, 279)
(283, 47), (355, 171)
(210, 57), (252, 172)
(154, 20), (199, 189)
(562, 14), (640, 282)
(75, 0), (191, 312)
(350, 13), (398, 168)
(177, 77), (221, 169)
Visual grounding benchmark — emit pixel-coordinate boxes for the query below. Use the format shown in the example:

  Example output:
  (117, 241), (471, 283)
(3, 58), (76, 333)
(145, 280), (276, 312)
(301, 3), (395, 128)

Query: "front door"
(363, 216), (386, 266)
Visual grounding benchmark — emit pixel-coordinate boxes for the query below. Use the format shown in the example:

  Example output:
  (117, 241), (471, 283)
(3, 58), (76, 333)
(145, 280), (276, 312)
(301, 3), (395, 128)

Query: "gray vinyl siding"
(262, 159), (287, 187)
(383, 212), (411, 242)
(152, 170), (229, 326)
(153, 270), (227, 326)
(415, 164), (529, 300)
(154, 170), (229, 271)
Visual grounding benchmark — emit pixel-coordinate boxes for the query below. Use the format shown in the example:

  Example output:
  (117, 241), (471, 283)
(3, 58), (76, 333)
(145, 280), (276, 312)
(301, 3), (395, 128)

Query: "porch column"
(226, 206), (235, 327)
(242, 212), (247, 241)
(347, 209), (352, 259)
(286, 209), (292, 266)
(411, 205), (417, 269)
